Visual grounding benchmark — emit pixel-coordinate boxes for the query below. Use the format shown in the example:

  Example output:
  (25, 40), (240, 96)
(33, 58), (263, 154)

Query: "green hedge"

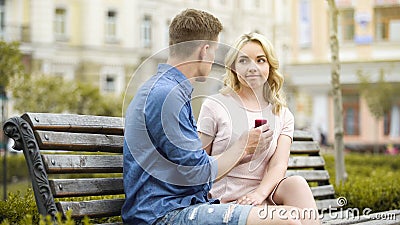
(0, 190), (38, 224)
(324, 153), (400, 212)
(0, 190), (121, 224)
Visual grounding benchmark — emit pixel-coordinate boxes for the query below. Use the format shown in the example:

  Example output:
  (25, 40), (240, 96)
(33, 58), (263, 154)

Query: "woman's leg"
(271, 176), (320, 225)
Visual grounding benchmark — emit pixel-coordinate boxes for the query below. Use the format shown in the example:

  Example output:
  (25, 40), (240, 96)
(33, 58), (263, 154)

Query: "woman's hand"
(236, 190), (267, 206)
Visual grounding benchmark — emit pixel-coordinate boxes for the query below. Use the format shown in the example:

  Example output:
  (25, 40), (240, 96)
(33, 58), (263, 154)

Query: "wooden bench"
(1, 112), (356, 224)
(3, 113), (125, 224)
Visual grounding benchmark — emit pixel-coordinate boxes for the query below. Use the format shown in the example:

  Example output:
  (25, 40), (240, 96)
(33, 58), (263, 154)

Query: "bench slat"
(290, 141), (320, 154)
(22, 113), (124, 135)
(293, 130), (314, 141)
(286, 170), (330, 182)
(288, 156), (325, 169)
(35, 131), (123, 153)
(42, 155), (123, 173)
(311, 185), (335, 198)
(49, 178), (123, 197)
(57, 199), (125, 218)
(316, 199), (341, 211)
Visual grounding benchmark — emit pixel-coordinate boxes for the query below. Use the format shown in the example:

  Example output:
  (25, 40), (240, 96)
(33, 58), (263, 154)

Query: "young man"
(122, 9), (300, 225)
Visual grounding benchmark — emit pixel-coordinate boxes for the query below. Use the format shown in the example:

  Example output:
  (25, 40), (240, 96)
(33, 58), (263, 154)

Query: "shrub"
(0, 189), (122, 225)
(0, 190), (38, 224)
(0, 210), (91, 225)
(323, 153), (400, 213)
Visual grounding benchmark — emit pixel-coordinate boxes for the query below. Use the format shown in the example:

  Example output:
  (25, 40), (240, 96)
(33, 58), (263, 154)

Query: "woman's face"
(234, 41), (270, 90)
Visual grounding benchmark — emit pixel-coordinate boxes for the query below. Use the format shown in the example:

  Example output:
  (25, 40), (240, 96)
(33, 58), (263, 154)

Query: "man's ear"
(199, 44), (210, 60)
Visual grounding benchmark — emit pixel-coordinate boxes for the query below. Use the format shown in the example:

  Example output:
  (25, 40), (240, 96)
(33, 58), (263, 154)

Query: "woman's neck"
(237, 86), (268, 111)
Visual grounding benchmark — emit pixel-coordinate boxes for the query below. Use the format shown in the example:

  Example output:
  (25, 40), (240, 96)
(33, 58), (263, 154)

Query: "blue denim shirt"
(122, 64), (218, 225)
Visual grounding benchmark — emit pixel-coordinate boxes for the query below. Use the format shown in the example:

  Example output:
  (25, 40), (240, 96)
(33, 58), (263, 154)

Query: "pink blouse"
(197, 93), (294, 203)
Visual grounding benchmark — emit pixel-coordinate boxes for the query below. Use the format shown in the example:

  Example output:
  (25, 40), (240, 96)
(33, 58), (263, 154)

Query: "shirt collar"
(157, 63), (193, 96)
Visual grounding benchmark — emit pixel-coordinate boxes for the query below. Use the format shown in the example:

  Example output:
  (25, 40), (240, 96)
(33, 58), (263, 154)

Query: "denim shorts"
(154, 203), (253, 225)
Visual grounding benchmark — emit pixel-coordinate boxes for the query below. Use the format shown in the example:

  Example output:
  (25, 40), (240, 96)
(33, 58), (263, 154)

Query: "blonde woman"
(198, 32), (320, 225)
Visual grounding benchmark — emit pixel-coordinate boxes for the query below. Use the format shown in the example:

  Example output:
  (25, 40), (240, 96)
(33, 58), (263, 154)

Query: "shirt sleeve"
(281, 108), (295, 142)
(197, 98), (218, 137)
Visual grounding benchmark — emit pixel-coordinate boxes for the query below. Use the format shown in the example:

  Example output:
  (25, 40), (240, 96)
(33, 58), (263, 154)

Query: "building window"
(106, 10), (117, 42)
(374, 6), (400, 41)
(343, 93), (360, 136)
(103, 74), (116, 92)
(141, 15), (152, 48)
(54, 8), (67, 40)
(384, 103), (400, 137)
(298, 0), (312, 48)
(338, 9), (355, 41)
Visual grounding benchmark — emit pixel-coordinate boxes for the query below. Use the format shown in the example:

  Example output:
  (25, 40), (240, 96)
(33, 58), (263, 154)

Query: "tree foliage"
(0, 41), (25, 90)
(1, 40), (127, 117)
(11, 74), (123, 117)
(357, 69), (397, 120)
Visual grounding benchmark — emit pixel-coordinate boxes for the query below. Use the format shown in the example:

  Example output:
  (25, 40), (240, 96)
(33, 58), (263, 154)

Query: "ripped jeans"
(153, 202), (253, 225)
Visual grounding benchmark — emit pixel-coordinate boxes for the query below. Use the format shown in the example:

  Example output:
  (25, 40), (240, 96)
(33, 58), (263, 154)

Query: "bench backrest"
(3, 112), (338, 223)
(290, 130), (339, 210)
(3, 113), (125, 223)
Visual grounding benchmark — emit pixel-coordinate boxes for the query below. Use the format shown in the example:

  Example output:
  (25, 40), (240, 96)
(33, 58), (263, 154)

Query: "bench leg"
(3, 117), (57, 219)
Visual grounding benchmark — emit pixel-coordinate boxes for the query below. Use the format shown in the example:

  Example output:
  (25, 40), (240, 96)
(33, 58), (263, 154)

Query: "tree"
(357, 69), (397, 153)
(358, 69), (395, 120)
(327, 0), (346, 185)
(0, 40), (25, 200)
(11, 74), (123, 117)
(0, 41), (25, 91)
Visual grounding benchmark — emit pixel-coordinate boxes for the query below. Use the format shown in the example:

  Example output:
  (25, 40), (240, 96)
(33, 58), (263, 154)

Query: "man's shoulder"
(144, 75), (176, 96)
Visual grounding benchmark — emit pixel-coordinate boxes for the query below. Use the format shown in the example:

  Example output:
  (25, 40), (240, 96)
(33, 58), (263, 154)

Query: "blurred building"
(1, 0), (295, 120)
(0, 0), (285, 94)
(286, 0), (400, 148)
(2, 0), (398, 148)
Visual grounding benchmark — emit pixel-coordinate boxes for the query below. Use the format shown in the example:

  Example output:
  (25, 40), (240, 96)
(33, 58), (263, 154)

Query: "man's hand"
(213, 124), (273, 181)
(239, 124), (273, 157)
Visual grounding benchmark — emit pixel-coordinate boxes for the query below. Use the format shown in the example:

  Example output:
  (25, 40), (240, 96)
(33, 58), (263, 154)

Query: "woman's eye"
(238, 58), (248, 64)
(258, 58), (266, 63)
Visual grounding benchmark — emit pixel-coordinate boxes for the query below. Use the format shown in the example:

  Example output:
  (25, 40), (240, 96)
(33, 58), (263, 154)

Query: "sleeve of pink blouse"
(281, 108), (295, 142)
(197, 99), (218, 137)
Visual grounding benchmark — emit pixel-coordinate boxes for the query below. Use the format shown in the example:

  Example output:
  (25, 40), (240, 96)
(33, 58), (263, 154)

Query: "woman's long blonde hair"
(221, 32), (286, 115)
